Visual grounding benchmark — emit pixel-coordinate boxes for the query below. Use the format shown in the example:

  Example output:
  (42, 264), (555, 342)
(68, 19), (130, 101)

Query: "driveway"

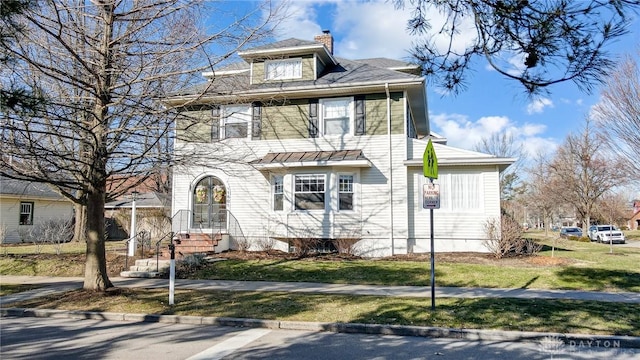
(619, 239), (640, 248)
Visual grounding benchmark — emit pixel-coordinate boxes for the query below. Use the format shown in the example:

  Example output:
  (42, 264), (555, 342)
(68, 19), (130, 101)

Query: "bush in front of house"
(484, 215), (542, 258)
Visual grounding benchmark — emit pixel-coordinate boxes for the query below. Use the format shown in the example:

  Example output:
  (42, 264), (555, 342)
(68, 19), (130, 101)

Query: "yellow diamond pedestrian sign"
(423, 139), (438, 179)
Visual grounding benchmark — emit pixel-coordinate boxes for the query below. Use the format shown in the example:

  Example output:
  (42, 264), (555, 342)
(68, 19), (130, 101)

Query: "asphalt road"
(1, 317), (638, 360)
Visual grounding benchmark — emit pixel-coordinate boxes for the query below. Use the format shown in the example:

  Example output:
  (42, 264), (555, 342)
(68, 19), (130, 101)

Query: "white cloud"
(478, 116), (509, 133)
(520, 137), (558, 158)
(271, 0), (476, 60)
(271, 1), (324, 41)
(521, 123), (546, 137)
(430, 113), (508, 149)
(526, 97), (553, 114)
(430, 112), (557, 158)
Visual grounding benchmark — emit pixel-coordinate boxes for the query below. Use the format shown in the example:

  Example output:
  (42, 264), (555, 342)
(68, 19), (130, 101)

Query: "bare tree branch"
(394, 0), (639, 95)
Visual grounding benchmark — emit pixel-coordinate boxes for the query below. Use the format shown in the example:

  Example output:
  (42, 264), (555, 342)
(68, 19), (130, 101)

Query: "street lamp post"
(127, 191), (139, 257)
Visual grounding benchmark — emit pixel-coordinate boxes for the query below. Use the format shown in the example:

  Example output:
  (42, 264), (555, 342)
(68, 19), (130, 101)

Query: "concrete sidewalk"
(2, 275), (640, 304)
(2, 275), (640, 348)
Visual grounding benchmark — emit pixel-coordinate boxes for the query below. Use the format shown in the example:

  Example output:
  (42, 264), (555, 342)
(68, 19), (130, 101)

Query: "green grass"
(0, 241), (124, 255)
(0, 255), (86, 277)
(2, 235), (639, 292)
(187, 235), (640, 292)
(8, 288), (639, 336)
(624, 230), (640, 241)
(3, 236), (638, 336)
(0, 284), (42, 296)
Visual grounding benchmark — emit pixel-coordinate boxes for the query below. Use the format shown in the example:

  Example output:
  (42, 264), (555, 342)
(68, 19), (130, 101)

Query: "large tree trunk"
(83, 188), (112, 290)
(73, 202), (87, 242)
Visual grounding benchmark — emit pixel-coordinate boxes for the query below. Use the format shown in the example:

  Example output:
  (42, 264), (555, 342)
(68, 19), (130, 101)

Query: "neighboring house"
(0, 177), (74, 244)
(165, 31), (514, 257)
(629, 200), (640, 231)
(104, 192), (171, 241)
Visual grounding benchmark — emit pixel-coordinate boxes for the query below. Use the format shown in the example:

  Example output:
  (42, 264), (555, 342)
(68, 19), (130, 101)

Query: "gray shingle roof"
(354, 58), (422, 75)
(104, 192), (170, 209)
(173, 56), (423, 98)
(240, 38), (321, 53)
(0, 177), (64, 200)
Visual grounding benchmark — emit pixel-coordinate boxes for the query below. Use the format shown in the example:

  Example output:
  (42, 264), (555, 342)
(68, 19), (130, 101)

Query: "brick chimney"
(314, 30), (333, 55)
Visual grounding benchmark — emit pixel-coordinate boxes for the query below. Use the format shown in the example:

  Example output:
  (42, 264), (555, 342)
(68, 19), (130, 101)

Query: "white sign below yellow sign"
(423, 183), (440, 209)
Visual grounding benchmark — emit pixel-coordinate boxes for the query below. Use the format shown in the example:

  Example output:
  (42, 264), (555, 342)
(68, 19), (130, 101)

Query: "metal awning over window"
(251, 150), (371, 169)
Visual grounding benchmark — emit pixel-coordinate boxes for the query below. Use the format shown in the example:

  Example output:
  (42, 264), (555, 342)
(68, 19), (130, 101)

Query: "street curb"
(2, 307), (639, 349)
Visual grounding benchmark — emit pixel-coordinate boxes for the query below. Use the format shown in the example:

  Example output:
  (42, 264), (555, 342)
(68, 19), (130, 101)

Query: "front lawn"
(2, 235), (639, 292)
(8, 288), (639, 336)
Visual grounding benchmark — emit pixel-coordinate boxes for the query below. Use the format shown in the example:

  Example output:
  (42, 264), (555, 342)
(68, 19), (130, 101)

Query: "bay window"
(294, 174), (325, 210)
(338, 175), (354, 211)
(272, 175), (284, 211)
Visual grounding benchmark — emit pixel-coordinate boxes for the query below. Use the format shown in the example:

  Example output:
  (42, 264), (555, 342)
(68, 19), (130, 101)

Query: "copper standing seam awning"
(250, 150), (372, 169)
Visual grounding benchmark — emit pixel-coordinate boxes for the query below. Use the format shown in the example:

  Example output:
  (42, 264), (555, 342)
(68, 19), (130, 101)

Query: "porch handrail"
(171, 208), (247, 250)
(154, 231), (174, 272)
(123, 230), (150, 270)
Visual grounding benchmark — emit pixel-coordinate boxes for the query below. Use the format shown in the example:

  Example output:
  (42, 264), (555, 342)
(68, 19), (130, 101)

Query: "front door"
(192, 176), (227, 230)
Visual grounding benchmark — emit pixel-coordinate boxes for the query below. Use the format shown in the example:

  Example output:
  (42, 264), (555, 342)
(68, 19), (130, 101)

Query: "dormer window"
(265, 58), (302, 80)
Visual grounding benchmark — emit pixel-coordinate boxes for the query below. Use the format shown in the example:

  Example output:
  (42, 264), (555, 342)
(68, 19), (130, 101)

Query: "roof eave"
(406, 85), (429, 136)
(164, 79), (426, 106)
(238, 45), (338, 66)
(403, 157), (517, 172)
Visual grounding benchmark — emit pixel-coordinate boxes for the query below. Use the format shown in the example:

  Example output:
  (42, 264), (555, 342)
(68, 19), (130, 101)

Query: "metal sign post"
(168, 239), (176, 305)
(423, 140), (438, 311)
(430, 193), (435, 311)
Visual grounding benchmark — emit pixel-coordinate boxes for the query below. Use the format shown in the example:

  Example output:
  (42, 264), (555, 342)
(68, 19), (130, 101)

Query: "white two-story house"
(165, 31), (514, 257)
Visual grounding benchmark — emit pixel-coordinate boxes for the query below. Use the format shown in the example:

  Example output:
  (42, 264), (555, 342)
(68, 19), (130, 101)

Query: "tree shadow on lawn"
(195, 259), (430, 286)
(348, 297), (640, 336)
(556, 267), (640, 292)
(539, 244), (574, 252)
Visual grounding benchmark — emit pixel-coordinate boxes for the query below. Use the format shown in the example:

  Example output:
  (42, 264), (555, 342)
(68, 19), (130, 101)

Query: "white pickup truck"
(588, 225), (626, 244)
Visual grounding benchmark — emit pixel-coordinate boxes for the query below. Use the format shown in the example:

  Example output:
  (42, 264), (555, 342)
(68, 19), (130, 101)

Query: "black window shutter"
(252, 103), (262, 140)
(355, 96), (366, 135)
(211, 106), (220, 141)
(308, 99), (318, 138)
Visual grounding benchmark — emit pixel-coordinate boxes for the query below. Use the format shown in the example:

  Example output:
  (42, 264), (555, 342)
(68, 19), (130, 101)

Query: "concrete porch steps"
(120, 259), (171, 278)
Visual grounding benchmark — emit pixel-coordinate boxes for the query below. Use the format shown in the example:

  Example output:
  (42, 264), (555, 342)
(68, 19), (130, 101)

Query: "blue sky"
(241, 0), (638, 157)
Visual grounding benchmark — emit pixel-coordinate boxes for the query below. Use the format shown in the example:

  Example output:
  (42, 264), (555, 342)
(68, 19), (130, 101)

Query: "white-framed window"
(338, 174), (354, 211)
(19, 202), (34, 225)
(265, 59), (302, 80)
(272, 175), (284, 211)
(221, 104), (251, 139)
(433, 173), (482, 211)
(294, 174), (325, 210)
(321, 97), (353, 136)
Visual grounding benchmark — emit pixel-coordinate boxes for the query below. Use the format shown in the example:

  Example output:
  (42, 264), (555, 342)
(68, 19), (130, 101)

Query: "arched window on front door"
(192, 176), (227, 229)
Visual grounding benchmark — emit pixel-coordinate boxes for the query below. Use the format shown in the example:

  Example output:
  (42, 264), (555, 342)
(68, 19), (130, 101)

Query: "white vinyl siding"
(0, 198), (73, 244)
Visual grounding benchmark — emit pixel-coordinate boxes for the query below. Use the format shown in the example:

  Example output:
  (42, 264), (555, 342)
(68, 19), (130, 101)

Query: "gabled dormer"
(237, 31), (338, 85)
